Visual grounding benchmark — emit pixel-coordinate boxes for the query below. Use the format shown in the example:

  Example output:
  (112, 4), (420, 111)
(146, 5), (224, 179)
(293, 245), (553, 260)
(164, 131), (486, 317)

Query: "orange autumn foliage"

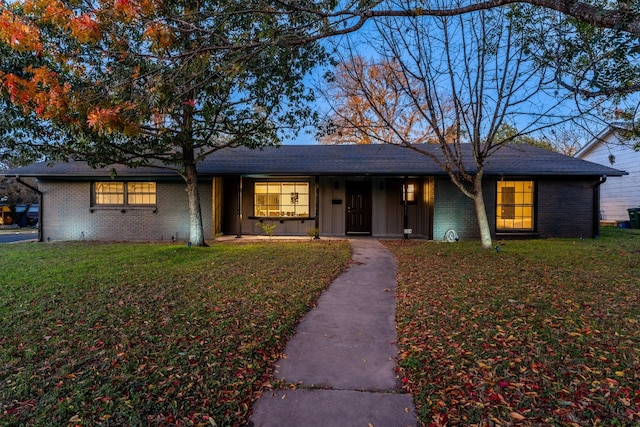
(69, 14), (101, 43)
(86, 102), (140, 136)
(0, 1), (147, 133)
(0, 9), (42, 52)
(22, 0), (101, 43)
(143, 22), (176, 51)
(1, 66), (73, 122)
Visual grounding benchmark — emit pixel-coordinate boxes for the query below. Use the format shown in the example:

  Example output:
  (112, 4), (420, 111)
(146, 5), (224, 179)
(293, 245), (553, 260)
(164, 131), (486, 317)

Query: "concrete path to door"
(249, 239), (417, 427)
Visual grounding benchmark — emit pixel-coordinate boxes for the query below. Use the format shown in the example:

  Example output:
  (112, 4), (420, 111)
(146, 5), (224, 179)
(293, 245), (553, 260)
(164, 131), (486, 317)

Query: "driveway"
(0, 229), (39, 244)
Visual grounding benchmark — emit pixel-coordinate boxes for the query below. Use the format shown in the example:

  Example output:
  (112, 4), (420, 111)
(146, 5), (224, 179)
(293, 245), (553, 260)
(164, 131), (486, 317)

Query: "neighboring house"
(4, 143), (625, 242)
(575, 125), (640, 224)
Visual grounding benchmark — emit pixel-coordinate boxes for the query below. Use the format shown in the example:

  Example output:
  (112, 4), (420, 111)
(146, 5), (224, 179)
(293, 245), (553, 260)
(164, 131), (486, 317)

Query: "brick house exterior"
(5, 144), (625, 242)
(34, 180), (212, 242)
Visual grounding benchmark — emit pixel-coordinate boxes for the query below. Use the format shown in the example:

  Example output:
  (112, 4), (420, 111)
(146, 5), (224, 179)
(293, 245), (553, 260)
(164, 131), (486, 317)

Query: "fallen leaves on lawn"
(0, 241), (351, 426)
(385, 230), (640, 426)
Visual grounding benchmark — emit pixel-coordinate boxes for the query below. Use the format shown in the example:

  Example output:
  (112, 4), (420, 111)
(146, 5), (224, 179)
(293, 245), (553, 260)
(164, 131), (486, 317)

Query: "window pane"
(95, 182), (124, 205)
(402, 183), (416, 202)
(268, 183), (280, 193)
(282, 183), (296, 194)
(496, 181), (534, 230)
(127, 182), (156, 205)
(254, 182), (310, 217)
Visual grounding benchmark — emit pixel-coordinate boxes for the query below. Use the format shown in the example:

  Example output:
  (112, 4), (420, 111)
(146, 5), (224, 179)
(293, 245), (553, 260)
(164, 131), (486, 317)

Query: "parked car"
(14, 203), (39, 227)
(26, 204), (39, 227)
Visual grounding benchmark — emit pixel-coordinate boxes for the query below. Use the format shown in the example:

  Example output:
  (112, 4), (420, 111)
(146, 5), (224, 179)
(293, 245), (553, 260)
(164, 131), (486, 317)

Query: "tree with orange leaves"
(0, 0), (331, 246)
(319, 56), (456, 145)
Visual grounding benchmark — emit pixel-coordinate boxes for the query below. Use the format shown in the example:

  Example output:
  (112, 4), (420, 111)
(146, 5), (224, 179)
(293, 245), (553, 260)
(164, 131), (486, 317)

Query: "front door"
(345, 181), (372, 235)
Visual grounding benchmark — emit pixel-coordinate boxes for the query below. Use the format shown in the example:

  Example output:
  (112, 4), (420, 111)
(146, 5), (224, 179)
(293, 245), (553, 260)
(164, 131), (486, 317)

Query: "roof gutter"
(15, 176), (43, 242)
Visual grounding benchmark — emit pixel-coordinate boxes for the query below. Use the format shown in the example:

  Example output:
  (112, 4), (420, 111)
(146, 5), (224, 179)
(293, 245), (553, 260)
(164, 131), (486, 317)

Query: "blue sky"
(281, 12), (635, 148)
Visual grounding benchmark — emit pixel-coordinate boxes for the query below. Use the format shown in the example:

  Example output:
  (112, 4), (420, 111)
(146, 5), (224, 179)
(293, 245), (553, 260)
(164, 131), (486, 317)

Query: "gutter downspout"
(314, 176), (320, 239)
(594, 176), (607, 238)
(236, 175), (243, 238)
(403, 176), (409, 239)
(15, 176), (43, 242)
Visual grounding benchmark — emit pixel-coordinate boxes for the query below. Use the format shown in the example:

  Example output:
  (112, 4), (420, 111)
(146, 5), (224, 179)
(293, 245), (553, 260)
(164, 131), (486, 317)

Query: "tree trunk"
(473, 173), (493, 250)
(184, 160), (207, 247)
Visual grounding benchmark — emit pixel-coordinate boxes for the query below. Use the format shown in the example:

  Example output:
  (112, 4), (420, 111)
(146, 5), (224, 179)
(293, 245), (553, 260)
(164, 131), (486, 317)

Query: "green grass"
(0, 241), (351, 426)
(384, 227), (640, 426)
(3, 229), (640, 426)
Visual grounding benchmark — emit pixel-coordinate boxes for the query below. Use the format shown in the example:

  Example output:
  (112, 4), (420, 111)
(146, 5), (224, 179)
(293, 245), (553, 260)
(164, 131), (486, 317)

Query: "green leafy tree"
(506, 3), (640, 99)
(494, 124), (558, 152)
(0, 0), (329, 246)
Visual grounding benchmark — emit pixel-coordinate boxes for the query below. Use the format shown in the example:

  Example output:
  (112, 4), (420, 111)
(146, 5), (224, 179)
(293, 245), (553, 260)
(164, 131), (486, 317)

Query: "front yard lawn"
(3, 228), (639, 427)
(385, 227), (640, 426)
(0, 241), (351, 426)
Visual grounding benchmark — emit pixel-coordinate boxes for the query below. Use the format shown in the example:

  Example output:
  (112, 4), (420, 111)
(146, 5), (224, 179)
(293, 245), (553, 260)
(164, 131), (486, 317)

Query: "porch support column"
(236, 176), (243, 238)
(314, 176), (320, 239)
(403, 176), (409, 239)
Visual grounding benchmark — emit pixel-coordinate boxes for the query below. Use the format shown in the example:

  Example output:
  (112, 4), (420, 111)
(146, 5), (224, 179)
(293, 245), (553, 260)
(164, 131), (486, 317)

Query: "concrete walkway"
(249, 239), (417, 427)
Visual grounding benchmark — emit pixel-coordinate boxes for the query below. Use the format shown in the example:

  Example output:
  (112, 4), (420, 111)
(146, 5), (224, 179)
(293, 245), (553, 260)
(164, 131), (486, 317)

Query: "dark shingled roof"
(4, 143), (626, 179)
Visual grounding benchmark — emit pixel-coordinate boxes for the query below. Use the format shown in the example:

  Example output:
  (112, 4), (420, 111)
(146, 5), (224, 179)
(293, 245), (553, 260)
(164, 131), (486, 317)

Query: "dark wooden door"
(345, 181), (372, 234)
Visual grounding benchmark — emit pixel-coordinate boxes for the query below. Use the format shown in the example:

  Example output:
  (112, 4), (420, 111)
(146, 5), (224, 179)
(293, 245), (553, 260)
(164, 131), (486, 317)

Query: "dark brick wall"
(536, 177), (598, 238)
(433, 178), (480, 241)
(433, 176), (599, 241)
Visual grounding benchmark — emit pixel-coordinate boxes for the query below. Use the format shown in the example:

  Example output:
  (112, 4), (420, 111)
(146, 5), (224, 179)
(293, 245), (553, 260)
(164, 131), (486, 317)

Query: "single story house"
(575, 125), (640, 224)
(4, 143), (626, 242)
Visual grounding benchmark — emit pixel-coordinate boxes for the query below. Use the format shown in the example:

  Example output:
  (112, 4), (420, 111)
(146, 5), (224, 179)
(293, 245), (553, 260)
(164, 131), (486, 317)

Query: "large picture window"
(94, 182), (156, 206)
(496, 180), (534, 231)
(254, 182), (309, 217)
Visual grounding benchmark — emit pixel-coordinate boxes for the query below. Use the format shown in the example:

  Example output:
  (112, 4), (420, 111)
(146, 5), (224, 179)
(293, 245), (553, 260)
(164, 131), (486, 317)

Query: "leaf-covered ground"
(385, 227), (640, 426)
(0, 241), (351, 426)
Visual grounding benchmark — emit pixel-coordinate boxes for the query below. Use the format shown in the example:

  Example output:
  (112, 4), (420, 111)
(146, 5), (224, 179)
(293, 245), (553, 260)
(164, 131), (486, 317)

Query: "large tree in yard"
(0, 0), (329, 246)
(291, 1), (640, 108)
(322, 7), (587, 249)
(319, 56), (457, 145)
